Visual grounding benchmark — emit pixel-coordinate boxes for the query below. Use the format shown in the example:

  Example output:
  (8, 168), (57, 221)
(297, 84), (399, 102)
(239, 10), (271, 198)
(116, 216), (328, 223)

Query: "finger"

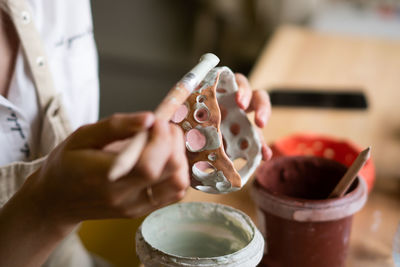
(121, 172), (189, 218)
(248, 90), (271, 128)
(263, 145), (273, 161)
(160, 123), (189, 180)
(63, 149), (115, 177)
(165, 124), (187, 170)
(113, 123), (188, 196)
(103, 139), (131, 153)
(151, 170), (189, 204)
(66, 112), (155, 150)
(235, 73), (252, 110)
(132, 119), (173, 186)
(255, 128), (269, 161)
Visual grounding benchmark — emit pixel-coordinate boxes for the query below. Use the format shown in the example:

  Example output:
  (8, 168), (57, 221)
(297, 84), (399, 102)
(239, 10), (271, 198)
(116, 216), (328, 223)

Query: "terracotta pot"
(252, 156), (367, 267)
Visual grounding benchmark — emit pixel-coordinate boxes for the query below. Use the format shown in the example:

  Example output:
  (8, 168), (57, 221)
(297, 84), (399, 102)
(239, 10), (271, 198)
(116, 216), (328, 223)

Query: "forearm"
(0, 173), (74, 267)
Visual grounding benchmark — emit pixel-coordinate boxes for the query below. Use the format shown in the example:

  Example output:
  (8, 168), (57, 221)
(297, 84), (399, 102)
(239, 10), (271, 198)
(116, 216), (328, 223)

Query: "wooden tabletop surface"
(249, 25), (400, 181)
(184, 25), (400, 266)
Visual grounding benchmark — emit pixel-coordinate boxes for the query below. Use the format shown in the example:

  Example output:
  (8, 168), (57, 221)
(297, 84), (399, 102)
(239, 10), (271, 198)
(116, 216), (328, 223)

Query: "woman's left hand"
(235, 73), (272, 161)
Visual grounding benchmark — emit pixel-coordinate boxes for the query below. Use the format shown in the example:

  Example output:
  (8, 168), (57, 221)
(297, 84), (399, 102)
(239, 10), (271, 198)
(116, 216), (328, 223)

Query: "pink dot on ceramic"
(171, 104), (188, 123)
(296, 143), (307, 152)
(239, 138), (249, 150)
(194, 108), (209, 122)
(230, 123), (240, 136)
(194, 161), (216, 173)
(186, 129), (206, 151)
(323, 148), (335, 159)
(313, 141), (323, 151)
(304, 148), (314, 155)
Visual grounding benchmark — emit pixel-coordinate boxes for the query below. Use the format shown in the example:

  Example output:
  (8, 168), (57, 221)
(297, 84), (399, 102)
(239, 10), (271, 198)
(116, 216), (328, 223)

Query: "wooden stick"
(328, 146), (371, 198)
(108, 53), (220, 181)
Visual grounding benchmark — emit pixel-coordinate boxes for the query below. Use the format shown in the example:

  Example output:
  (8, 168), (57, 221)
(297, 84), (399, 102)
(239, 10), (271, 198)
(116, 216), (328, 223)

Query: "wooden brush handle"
(329, 147), (371, 198)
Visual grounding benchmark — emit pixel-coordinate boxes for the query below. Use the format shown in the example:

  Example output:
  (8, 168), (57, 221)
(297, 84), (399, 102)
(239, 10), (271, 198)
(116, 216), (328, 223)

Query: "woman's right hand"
(0, 112), (190, 267)
(19, 112), (190, 229)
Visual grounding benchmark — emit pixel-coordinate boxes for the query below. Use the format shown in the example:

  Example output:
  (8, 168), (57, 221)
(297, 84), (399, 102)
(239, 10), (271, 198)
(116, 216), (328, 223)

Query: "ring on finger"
(146, 186), (158, 206)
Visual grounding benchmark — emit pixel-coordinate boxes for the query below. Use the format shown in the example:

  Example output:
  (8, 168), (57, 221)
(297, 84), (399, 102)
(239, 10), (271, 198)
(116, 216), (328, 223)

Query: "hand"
(0, 112), (190, 267)
(24, 112), (189, 226)
(234, 73), (272, 160)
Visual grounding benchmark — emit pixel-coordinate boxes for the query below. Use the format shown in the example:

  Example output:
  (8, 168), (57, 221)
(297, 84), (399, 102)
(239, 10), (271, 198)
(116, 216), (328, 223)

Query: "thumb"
(66, 112), (155, 149)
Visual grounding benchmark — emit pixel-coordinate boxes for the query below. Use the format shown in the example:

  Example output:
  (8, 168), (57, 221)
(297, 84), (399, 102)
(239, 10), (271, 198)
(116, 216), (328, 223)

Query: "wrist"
(0, 172), (76, 266)
(19, 170), (76, 238)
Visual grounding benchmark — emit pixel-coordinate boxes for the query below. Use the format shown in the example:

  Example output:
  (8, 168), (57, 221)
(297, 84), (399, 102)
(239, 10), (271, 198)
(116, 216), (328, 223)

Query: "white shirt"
(0, 0), (99, 165)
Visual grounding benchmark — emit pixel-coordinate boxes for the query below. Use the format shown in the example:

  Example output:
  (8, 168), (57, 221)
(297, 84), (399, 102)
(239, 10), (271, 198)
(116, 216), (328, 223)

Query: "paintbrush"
(328, 146), (371, 198)
(108, 53), (220, 181)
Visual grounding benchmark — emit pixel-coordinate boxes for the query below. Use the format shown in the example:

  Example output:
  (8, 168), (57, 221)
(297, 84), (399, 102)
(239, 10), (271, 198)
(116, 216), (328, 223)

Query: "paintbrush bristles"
(328, 146), (371, 198)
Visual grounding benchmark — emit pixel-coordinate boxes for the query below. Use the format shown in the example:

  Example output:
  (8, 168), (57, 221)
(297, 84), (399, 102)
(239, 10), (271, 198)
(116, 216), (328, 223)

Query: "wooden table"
(184, 25), (400, 266)
(250, 25), (400, 181)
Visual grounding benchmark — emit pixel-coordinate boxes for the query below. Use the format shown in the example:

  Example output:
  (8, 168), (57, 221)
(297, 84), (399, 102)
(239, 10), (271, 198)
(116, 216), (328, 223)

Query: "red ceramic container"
(252, 156), (368, 267)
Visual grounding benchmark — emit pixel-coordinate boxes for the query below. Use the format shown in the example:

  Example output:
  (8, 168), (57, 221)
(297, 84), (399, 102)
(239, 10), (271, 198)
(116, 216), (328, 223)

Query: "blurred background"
(79, 0), (400, 266)
(94, 0), (400, 117)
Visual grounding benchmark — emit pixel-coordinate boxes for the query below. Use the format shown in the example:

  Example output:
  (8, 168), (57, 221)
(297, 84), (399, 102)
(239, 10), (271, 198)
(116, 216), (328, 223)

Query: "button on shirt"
(0, 0), (99, 165)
